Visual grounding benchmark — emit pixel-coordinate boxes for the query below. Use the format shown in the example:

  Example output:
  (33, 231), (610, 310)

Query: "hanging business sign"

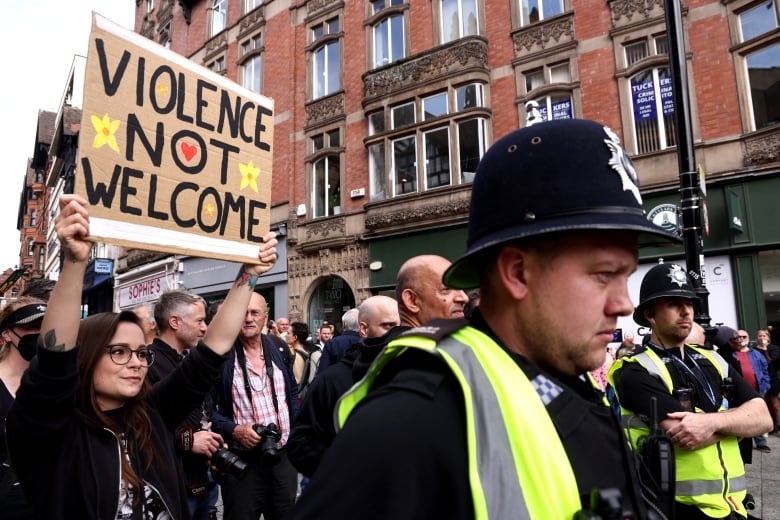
(76, 13), (275, 264)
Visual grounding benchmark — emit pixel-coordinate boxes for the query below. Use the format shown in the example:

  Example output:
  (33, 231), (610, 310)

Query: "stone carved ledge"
(363, 38), (488, 100)
(288, 242), (368, 278)
(239, 5), (265, 32)
(205, 32), (228, 55)
(512, 14), (574, 55)
(365, 197), (470, 231)
(140, 16), (156, 40)
(305, 93), (345, 127)
(158, 0), (174, 22)
(307, 0), (343, 16)
(744, 129), (780, 166)
(305, 215), (346, 238)
(608, 0), (665, 26)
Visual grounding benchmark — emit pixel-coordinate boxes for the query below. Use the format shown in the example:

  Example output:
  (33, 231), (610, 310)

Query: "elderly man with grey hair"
(318, 308), (361, 372)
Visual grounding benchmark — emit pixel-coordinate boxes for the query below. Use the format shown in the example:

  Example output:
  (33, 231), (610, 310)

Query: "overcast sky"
(0, 1), (135, 273)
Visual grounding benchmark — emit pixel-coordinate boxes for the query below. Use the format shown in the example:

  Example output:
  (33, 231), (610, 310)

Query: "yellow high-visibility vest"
(336, 326), (582, 519)
(608, 346), (747, 519)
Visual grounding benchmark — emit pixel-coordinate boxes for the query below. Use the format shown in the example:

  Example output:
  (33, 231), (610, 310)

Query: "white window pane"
(549, 63), (570, 83)
(740, 0), (778, 41)
(523, 0), (541, 24)
(525, 69), (544, 92)
(326, 42), (341, 95)
(327, 157), (341, 214)
(541, 0), (563, 19)
(392, 102), (415, 128)
(456, 83), (483, 110)
(423, 92), (448, 120)
(425, 128), (451, 189)
(463, 0), (479, 36)
(368, 111), (385, 135)
(374, 19), (390, 67)
(393, 137), (417, 195)
(314, 47), (326, 98)
(313, 159), (326, 217)
(746, 42), (780, 129)
(458, 118), (486, 182)
(442, 0), (460, 42)
(390, 15), (405, 62)
(369, 143), (387, 201)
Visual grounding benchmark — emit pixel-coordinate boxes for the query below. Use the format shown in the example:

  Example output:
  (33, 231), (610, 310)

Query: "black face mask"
(10, 332), (39, 362)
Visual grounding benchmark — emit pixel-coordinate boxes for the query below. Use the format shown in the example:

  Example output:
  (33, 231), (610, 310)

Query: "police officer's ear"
(644, 308), (655, 326)
(494, 246), (530, 300)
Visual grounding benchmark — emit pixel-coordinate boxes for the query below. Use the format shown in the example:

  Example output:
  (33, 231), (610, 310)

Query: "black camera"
(253, 423), (282, 464)
(211, 447), (249, 479)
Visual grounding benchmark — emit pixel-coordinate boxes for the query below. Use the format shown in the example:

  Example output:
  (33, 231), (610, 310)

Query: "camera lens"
(211, 448), (249, 479)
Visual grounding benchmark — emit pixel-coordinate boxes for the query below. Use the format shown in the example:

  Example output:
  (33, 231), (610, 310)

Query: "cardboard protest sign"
(76, 13), (274, 264)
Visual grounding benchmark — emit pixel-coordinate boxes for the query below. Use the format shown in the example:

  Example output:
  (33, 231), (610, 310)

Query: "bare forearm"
(39, 257), (87, 352)
(711, 398), (773, 437)
(203, 267), (258, 354)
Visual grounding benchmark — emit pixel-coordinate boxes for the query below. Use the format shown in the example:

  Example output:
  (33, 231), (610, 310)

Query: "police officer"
(289, 119), (678, 519)
(609, 262), (772, 520)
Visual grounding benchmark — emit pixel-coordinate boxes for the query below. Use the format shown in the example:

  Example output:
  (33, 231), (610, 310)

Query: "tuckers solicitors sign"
(76, 13), (275, 264)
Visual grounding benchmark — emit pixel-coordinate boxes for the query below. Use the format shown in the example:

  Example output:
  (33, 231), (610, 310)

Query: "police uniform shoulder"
(399, 318), (469, 341)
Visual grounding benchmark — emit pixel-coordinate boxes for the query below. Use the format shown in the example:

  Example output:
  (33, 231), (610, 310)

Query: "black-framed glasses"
(105, 344), (155, 367)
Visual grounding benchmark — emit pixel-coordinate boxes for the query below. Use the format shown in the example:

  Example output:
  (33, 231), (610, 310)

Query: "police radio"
(641, 397), (675, 520)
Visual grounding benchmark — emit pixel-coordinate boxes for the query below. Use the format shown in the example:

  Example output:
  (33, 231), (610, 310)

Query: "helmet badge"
(667, 264), (689, 288)
(603, 126), (642, 206)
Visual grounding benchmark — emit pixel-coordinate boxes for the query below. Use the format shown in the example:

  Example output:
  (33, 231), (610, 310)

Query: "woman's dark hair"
(290, 322), (316, 353)
(76, 311), (153, 503)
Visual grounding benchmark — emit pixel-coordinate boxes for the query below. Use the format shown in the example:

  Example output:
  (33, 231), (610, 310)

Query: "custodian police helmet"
(442, 119), (681, 289)
(633, 262), (700, 327)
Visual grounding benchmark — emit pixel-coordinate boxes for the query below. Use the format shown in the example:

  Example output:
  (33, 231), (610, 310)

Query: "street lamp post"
(664, 0), (712, 329)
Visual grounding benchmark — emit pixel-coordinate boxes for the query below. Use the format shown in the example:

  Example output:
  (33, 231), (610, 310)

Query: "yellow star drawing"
(157, 84), (169, 96)
(239, 161), (260, 192)
(204, 203), (216, 218)
(91, 113), (121, 153)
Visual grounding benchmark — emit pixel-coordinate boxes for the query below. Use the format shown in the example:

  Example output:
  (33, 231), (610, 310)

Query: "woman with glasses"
(6, 194), (278, 520)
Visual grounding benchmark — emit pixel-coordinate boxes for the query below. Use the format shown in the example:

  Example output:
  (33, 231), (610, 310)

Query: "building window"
(146, 0), (154, 14)
(310, 129), (343, 217)
(240, 33), (263, 93)
(367, 82), (488, 201)
(371, 0), (406, 68)
(311, 17), (342, 99)
(37, 248), (45, 272)
(522, 61), (574, 124)
(27, 238), (34, 257)
(29, 210), (36, 227)
(441, 0), (480, 43)
(736, 0), (780, 130)
(621, 35), (676, 154)
(520, 0), (563, 25)
(158, 22), (171, 48)
(210, 0), (227, 37)
(208, 56), (227, 74)
(244, 0), (262, 14)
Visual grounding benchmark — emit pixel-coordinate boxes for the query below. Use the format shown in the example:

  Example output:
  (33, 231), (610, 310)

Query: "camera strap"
(236, 336), (280, 414)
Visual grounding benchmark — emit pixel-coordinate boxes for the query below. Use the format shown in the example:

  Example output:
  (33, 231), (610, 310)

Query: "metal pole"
(664, 0), (712, 327)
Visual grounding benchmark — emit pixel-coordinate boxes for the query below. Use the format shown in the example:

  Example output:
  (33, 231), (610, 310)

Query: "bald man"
(396, 255), (468, 327)
(287, 295), (401, 477)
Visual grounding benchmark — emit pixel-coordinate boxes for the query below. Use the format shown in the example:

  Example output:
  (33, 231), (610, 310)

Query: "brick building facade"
(127, 0), (780, 331)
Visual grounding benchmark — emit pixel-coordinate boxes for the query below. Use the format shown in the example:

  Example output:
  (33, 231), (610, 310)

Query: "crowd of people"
(1, 118), (778, 520)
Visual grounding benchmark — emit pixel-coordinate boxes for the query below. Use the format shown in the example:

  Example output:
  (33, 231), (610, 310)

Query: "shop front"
(640, 171), (780, 339)
(113, 256), (178, 312)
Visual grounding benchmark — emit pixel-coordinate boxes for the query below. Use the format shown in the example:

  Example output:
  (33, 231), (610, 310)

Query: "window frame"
(438, 0), (482, 44)
(308, 127), (344, 218)
(367, 82), (490, 200)
(210, 0), (228, 37)
(310, 16), (343, 100)
(240, 32), (264, 93)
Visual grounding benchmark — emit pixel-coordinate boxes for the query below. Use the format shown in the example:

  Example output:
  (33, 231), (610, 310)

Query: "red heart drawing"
(180, 142), (198, 161)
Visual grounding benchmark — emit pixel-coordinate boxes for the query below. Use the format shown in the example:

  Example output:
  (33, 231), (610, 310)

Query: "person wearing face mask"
(6, 194), (279, 520)
(0, 296), (46, 519)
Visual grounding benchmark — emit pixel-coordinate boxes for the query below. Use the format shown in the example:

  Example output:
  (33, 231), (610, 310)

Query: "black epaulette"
(399, 318), (470, 341)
